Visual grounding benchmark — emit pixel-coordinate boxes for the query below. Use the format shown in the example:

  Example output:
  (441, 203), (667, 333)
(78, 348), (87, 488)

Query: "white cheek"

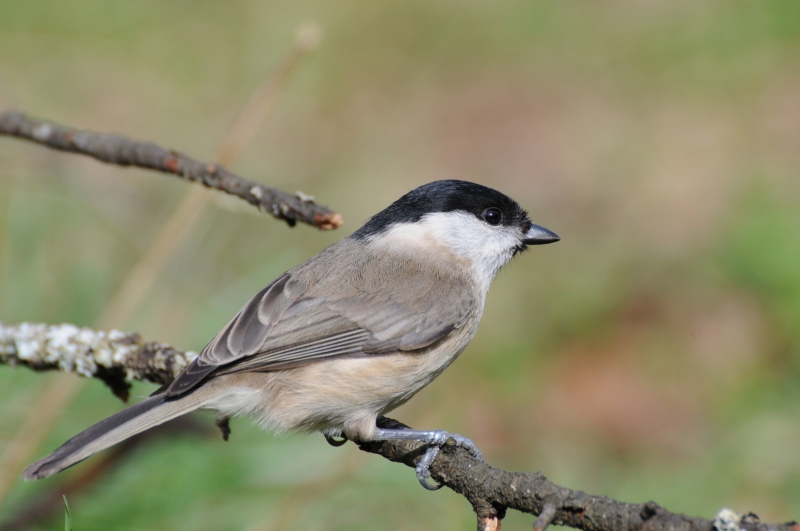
(374, 212), (519, 291)
(437, 213), (517, 288)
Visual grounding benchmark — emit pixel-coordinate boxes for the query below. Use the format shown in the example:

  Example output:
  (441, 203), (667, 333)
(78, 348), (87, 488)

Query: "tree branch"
(0, 322), (194, 402)
(359, 420), (800, 531)
(0, 110), (343, 230)
(1, 323), (796, 531)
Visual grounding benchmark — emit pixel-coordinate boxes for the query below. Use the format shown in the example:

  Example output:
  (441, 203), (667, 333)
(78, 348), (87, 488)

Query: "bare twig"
(0, 110), (342, 230)
(95, 21), (325, 335)
(0, 25), (332, 508)
(1, 323), (797, 531)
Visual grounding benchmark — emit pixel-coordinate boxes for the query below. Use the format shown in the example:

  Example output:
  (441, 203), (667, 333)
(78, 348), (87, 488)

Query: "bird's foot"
(373, 425), (483, 490)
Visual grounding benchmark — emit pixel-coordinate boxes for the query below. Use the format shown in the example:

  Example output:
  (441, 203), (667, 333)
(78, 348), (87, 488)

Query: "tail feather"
(22, 389), (215, 480)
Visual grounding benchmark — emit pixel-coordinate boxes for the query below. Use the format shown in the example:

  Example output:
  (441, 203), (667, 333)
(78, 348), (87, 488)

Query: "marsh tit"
(23, 180), (559, 489)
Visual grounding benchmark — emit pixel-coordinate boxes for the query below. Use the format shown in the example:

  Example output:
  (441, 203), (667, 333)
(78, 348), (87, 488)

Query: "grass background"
(1, 1), (800, 529)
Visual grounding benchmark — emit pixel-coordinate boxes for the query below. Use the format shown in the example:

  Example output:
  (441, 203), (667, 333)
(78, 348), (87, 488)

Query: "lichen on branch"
(1, 322), (797, 531)
(0, 322), (196, 401)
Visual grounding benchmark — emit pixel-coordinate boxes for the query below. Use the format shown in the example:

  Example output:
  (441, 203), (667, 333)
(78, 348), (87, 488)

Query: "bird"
(23, 179), (559, 489)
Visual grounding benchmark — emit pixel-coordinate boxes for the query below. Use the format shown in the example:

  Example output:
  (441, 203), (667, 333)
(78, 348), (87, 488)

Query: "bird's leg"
(373, 419), (483, 491)
(215, 416), (231, 441)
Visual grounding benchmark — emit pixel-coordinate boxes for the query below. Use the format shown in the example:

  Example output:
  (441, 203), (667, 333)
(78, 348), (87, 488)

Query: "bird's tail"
(22, 386), (219, 480)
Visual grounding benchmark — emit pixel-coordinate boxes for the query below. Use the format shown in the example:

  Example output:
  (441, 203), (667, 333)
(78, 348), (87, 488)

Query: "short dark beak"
(523, 223), (560, 245)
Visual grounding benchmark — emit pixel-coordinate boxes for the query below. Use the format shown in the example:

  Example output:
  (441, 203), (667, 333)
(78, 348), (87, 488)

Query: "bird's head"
(352, 180), (559, 288)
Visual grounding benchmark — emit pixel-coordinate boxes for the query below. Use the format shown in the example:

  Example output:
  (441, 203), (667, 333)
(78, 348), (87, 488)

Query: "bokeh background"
(2, 1), (800, 529)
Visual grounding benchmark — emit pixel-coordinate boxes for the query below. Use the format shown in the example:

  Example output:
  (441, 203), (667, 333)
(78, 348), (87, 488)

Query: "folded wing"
(165, 254), (474, 398)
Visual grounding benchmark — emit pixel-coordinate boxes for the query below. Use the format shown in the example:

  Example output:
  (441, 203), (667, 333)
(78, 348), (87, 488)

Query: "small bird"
(23, 180), (559, 489)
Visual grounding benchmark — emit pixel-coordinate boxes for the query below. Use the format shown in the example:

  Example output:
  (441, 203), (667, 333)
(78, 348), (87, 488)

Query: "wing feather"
(214, 329), (370, 375)
(165, 244), (476, 397)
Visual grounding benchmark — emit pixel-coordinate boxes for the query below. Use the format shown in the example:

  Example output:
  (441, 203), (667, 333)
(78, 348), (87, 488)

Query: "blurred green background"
(2, 1), (800, 529)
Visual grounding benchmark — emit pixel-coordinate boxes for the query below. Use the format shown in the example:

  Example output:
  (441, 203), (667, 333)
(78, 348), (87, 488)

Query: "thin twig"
(533, 502), (556, 531)
(0, 25), (332, 509)
(98, 22), (326, 332)
(1, 323), (797, 531)
(0, 110), (342, 230)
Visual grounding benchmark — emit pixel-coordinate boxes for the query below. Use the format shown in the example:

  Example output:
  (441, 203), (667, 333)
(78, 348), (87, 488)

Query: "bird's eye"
(482, 208), (503, 226)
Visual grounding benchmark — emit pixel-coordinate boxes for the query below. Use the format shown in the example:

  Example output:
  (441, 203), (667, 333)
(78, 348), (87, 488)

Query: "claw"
(415, 446), (444, 490)
(373, 424), (484, 490)
(324, 434), (348, 447)
(417, 470), (444, 490)
(422, 431), (484, 462)
(448, 433), (484, 462)
(413, 432), (482, 490)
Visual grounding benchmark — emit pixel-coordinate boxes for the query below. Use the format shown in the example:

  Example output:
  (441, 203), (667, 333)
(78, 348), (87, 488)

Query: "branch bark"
(1, 323), (796, 531)
(0, 322), (194, 402)
(0, 110), (343, 230)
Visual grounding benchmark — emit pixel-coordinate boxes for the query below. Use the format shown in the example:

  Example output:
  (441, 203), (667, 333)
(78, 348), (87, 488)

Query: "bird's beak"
(523, 223), (560, 245)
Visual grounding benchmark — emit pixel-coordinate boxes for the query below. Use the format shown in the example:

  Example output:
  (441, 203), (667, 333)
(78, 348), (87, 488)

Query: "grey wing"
(165, 273), (306, 396)
(165, 261), (473, 397)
